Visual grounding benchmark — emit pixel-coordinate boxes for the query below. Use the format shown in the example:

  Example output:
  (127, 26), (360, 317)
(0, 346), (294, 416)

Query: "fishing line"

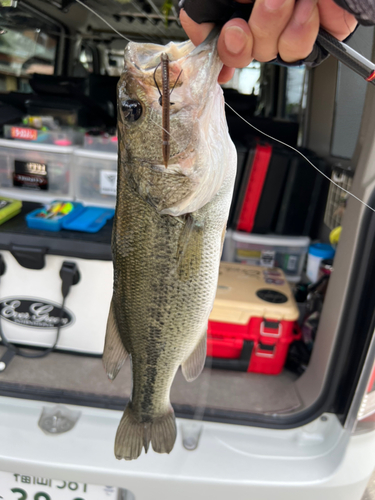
(75, 0), (134, 43)
(149, 116), (180, 147)
(74, 0), (375, 215)
(225, 102), (375, 214)
(130, 0), (170, 39)
(145, 0), (165, 21)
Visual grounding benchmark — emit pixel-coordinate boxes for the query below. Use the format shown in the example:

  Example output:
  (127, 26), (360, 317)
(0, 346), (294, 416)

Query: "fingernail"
(294, 0), (317, 25)
(264, 0), (287, 11)
(224, 26), (247, 55)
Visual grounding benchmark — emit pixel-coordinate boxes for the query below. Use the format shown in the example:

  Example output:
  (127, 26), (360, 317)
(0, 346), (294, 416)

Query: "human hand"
(180, 0), (357, 83)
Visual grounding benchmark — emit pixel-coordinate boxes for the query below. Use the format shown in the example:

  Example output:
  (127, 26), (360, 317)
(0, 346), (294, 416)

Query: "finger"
(278, 0), (319, 62)
(218, 66), (236, 84)
(248, 0), (295, 62)
(317, 0), (357, 41)
(217, 18), (253, 68)
(179, 9), (214, 46)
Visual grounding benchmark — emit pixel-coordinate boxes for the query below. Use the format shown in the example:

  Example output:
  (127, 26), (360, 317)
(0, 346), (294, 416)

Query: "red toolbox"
(207, 263), (300, 375)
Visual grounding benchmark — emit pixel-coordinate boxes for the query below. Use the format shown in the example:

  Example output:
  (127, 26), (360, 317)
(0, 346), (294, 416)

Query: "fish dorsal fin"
(182, 331), (207, 382)
(103, 299), (128, 381)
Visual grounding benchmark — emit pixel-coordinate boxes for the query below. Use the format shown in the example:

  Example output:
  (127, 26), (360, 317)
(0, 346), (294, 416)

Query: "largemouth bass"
(103, 32), (237, 460)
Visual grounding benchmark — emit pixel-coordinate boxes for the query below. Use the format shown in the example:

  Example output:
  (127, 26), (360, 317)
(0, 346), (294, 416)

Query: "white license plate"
(0, 471), (119, 500)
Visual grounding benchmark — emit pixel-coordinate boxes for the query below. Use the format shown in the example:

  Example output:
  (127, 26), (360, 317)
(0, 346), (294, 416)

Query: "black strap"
(333, 0), (375, 25)
(180, 0), (253, 24)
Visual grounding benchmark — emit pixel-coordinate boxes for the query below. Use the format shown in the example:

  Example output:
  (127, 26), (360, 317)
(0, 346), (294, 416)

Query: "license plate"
(0, 471), (119, 500)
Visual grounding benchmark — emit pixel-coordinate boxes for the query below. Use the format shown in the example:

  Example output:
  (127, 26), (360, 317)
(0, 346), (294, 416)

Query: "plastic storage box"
(207, 263), (300, 375)
(0, 197), (22, 225)
(3, 125), (83, 146)
(25, 201), (84, 232)
(73, 149), (118, 207)
(0, 139), (74, 203)
(62, 206), (115, 233)
(84, 132), (118, 152)
(222, 230), (310, 283)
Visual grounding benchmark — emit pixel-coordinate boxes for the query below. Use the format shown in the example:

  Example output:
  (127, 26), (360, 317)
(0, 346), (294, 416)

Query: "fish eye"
(121, 99), (142, 122)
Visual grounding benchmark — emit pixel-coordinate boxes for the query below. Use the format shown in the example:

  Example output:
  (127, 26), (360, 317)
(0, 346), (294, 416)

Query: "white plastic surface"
(0, 139), (75, 154)
(73, 149), (117, 161)
(0, 189), (68, 204)
(231, 230), (311, 248)
(0, 252), (112, 354)
(0, 397), (374, 500)
(306, 253), (322, 283)
(72, 149), (118, 207)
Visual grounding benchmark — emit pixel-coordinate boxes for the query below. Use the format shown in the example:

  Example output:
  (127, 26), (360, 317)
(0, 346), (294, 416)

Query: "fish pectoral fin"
(115, 404), (177, 460)
(182, 331), (207, 382)
(176, 214), (204, 281)
(102, 298), (128, 381)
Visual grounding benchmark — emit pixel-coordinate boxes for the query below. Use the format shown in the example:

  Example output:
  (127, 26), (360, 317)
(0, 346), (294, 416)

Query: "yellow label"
(236, 249), (261, 259)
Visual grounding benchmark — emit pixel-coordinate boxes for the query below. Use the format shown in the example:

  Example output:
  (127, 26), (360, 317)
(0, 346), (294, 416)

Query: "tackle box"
(25, 201), (85, 232)
(25, 201), (115, 233)
(3, 125), (83, 146)
(0, 197), (22, 225)
(207, 262), (300, 375)
(72, 149), (118, 207)
(0, 139), (74, 203)
(222, 230), (310, 283)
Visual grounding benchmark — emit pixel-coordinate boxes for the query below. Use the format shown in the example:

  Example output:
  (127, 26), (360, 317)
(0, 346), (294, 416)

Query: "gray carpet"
(0, 346), (301, 415)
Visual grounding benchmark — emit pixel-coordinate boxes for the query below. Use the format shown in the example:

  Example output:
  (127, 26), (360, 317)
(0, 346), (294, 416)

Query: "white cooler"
(0, 202), (113, 354)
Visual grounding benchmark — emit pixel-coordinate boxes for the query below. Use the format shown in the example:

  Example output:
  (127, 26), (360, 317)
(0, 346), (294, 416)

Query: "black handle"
(316, 28), (375, 84)
(205, 340), (254, 371)
(180, 0), (375, 85)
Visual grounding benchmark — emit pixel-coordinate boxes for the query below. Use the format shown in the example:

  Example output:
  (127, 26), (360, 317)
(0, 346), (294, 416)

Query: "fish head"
(118, 31), (236, 216)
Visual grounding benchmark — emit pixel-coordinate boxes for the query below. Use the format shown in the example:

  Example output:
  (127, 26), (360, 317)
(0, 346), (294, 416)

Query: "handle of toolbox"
(260, 320), (283, 338)
(255, 342), (276, 358)
(205, 340), (254, 371)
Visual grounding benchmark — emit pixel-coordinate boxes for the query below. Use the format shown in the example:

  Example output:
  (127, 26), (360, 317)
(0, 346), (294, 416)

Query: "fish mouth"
(126, 29), (221, 86)
(129, 28), (219, 71)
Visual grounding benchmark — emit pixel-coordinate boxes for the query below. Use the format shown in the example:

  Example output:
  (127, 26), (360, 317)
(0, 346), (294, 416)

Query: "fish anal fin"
(115, 404), (176, 460)
(176, 214), (204, 281)
(103, 299), (128, 381)
(182, 331), (207, 382)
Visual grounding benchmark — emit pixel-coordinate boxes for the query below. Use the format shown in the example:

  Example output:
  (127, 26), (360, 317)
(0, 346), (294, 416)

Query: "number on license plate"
(0, 472), (119, 500)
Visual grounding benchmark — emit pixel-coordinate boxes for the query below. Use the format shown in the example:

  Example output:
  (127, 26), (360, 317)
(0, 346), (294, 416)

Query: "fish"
(102, 31), (237, 460)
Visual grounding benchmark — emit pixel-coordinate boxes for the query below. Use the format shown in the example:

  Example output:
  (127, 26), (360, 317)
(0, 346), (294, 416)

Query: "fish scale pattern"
(112, 169), (234, 421)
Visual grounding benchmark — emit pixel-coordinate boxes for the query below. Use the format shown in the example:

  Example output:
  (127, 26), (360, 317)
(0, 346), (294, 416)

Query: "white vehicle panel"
(0, 397), (374, 499)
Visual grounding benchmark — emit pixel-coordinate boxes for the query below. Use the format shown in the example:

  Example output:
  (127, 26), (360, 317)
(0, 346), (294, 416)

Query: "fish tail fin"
(115, 404), (177, 460)
(150, 408), (177, 455)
